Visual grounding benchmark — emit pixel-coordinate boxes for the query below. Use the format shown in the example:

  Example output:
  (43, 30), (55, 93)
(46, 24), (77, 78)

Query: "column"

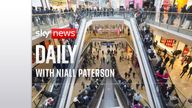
(76, 0), (79, 8)
(65, 0), (69, 9)
(41, 0), (46, 8)
(67, 0), (71, 9)
(125, 0), (130, 8)
(154, 0), (163, 22)
(45, 0), (50, 9)
(109, 0), (112, 8)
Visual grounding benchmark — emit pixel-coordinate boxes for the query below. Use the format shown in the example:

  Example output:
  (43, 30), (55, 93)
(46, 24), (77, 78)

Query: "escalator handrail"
(113, 78), (132, 107)
(113, 56), (151, 108)
(87, 78), (105, 108)
(135, 21), (168, 108)
(167, 70), (192, 106)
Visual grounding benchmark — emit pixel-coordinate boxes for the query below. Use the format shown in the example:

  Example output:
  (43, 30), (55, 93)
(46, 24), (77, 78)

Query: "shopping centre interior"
(32, 0), (192, 108)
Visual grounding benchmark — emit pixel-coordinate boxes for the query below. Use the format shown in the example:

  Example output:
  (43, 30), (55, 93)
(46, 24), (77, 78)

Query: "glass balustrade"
(143, 11), (192, 36)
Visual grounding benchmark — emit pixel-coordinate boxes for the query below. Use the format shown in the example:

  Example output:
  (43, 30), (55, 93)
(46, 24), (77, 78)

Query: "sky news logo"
(35, 28), (77, 39)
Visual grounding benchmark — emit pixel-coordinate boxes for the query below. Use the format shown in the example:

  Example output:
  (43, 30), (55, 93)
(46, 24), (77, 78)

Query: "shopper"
(133, 93), (142, 104)
(128, 78), (132, 84)
(160, 5), (164, 22)
(156, 56), (163, 70)
(73, 97), (80, 107)
(167, 84), (175, 96)
(124, 72), (128, 79)
(163, 56), (169, 67)
(81, 81), (85, 89)
(119, 56), (122, 62)
(153, 40), (158, 48)
(103, 57), (105, 63)
(170, 5), (178, 25)
(162, 49), (167, 58)
(96, 54), (99, 60)
(187, 67), (192, 79)
(180, 5), (187, 26)
(172, 50), (182, 57)
(161, 83), (168, 97)
(169, 56), (176, 69)
(180, 64), (189, 78)
(187, 5), (192, 29)
(129, 67), (133, 74)
(136, 81), (140, 90)
(133, 71), (136, 78)
(181, 55), (188, 65)
(162, 72), (169, 82)
(167, 6), (173, 24)
(134, 103), (143, 108)
(141, 82), (144, 90)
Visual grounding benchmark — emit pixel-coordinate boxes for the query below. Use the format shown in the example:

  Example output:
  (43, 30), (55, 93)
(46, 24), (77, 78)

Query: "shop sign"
(165, 39), (174, 48)
(160, 37), (174, 48)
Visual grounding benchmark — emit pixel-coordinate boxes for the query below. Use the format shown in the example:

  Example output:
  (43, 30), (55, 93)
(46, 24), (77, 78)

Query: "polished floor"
(70, 41), (150, 107)
(158, 50), (192, 107)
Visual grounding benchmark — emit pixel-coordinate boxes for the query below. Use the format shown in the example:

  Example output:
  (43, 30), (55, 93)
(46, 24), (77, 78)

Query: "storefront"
(187, 0), (192, 8)
(143, 0), (154, 8)
(154, 35), (192, 56)
(174, 0), (188, 11)
(161, 0), (189, 12)
(49, 0), (68, 9)
(124, 0), (143, 9)
(32, 38), (62, 66)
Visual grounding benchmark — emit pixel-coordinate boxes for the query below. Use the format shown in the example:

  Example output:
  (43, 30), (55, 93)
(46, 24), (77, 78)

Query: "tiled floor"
(158, 51), (192, 107)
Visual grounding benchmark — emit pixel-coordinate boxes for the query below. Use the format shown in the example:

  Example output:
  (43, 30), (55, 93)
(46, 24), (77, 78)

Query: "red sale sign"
(51, 28), (77, 39)
(165, 39), (174, 48)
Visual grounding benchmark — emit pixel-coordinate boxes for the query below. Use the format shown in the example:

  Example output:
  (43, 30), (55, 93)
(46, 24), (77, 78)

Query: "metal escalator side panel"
(113, 78), (131, 108)
(56, 19), (87, 108)
(64, 19), (89, 108)
(88, 78), (106, 108)
(126, 18), (162, 108)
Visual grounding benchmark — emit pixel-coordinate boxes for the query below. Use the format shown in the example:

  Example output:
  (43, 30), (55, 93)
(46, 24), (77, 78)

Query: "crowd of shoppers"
(32, 34), (76, 107)
(113, 56), (147, 107)
(158, 4), (192, 29)
(73, 77), (103, 108)
(138, 25), (185, 107)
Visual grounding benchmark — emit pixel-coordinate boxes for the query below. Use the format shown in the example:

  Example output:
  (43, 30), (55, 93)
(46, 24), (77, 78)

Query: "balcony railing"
(32, 10), (134, 37)
(32, 12), (73, 37)
(142, 11), (192, 36)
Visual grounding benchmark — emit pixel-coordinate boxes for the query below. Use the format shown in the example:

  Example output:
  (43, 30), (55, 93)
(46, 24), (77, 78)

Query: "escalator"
(129, 18), (164, 108)
(87, 59), (131, 108)
(101, 77), (119, 108)
(99, 63), (119, 108)
(86, 54), (149, 108)
(55, 16), (164, 108)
